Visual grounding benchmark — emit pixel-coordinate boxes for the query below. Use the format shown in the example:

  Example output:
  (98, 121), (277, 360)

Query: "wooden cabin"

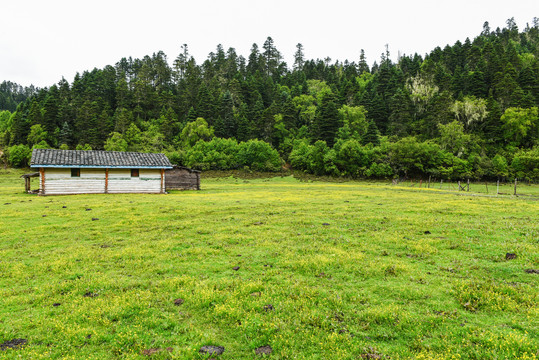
(30, 149), (172, 195)
(165, 165), (201, 191)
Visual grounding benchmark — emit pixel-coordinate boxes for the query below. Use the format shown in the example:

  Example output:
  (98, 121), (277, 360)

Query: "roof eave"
(31, 165), (173, 169)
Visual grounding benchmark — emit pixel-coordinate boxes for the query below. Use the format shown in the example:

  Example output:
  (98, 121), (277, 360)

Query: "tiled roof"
(31, 149), (173, 168)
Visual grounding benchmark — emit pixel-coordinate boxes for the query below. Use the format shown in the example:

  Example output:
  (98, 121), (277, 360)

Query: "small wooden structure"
(30, 149), (172, 195)
(165, 165), (200, 190)
(21, 172), (40, 193)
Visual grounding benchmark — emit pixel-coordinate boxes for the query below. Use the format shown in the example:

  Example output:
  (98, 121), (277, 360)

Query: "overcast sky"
(1, 0), (537, 88)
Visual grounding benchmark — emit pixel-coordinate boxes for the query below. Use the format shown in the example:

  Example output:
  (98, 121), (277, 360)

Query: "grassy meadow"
(0, 169), (538, 359)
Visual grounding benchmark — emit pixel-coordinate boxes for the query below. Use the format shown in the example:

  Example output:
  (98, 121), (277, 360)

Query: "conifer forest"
(1, 19), (538, 180)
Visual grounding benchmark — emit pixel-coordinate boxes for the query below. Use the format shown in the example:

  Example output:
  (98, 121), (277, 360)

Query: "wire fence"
(392, 178), (539, 198)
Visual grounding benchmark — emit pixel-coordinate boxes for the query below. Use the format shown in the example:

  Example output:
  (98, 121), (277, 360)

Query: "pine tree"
(293, 43), (305, 71)
(59, 121), (73, 147)
(315, 92), (340, 147)
(362, 120), (380, 146)
(160, 107), (179, 141)
(9, 108), (30, 145)
(262, 37), (282, 77)
(236, 103), (251, 142)
(218, 91), (236, 138)
(247, 43), (263, 76)
(358, 49), (370, 74)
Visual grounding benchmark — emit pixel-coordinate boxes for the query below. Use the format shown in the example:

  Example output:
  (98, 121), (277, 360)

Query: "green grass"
(0, 169), (538, 359)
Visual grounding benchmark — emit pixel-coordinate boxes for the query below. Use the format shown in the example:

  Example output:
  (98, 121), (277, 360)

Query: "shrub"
(8, 144), (31, 167)
(237, 139), (282, 172)
(184, 138), (239, 170)
(511, 146), (539, 180)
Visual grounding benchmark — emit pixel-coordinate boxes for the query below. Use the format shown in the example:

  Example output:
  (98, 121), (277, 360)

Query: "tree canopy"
(1, 23), (539, 179)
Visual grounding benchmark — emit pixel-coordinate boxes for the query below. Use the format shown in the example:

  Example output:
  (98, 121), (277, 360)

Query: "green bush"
(389, 137), (448, 178)
(237, 139), (282, 171)
(8, 144), (31, 167)
(333, 139), (373, 177)
(511, 147), (539, 180)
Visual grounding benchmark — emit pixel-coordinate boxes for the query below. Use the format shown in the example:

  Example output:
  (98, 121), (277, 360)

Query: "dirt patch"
(263, 304), (274, 312)
(174, 298), (184, 306)
(255, 345), (272, 355)
(83, 292), (98, 298)
(360, 346), (386, 359)
(361, 354), (383, 359)
(524, 269), (539, 274)
(199, 345), (225, 356)
(505, 253), (517, 260)
(333, 312), (344, 322)
(142, 347), (173, 356)
(0, 338), (27, 350)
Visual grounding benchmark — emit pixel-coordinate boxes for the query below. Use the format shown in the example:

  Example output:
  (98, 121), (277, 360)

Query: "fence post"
(497, 179), (499, 195)
(428, 175), (431, 188)
(514, 178), (517, 196)
(485, 182), (488, 194)
(467, 179), (470, 192)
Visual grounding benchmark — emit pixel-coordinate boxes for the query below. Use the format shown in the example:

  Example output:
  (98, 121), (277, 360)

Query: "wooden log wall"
(165, 168), (200, 190)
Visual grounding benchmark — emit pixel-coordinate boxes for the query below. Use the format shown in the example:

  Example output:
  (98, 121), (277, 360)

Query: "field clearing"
(0, 169), (538, 359)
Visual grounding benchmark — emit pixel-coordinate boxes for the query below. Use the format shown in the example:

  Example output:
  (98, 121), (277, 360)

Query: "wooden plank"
(160, 168), (164, 193)
(40, 167), (45, 195)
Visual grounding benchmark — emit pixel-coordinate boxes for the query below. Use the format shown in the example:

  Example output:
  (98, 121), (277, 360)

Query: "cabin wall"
(165, 168), (200, 190)
(40, 168), (163, 195)
(41, 168), (105, 195)
(108, 169), (162, 193)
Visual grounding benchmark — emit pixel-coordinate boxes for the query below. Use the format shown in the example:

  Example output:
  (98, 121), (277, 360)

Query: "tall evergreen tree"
(217, 91), (236, 138)
(362, 120), (381, 146)
(293, 43), (305, 71)
(315, 92), (340, 147)
(358, 49), (370, 74)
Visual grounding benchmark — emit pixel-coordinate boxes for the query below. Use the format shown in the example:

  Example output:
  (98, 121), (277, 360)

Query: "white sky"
(1, 0), (537, 88)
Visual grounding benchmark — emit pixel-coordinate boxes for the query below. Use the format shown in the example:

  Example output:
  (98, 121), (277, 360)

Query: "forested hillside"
(0, 81), (37, 112)
(1, 19), (538, 179)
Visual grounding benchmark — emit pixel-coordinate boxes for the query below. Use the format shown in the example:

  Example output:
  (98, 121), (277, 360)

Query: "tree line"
(1, 18), (538, 180)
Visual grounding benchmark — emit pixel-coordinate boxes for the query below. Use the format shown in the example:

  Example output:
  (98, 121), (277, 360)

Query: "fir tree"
(362, 120), (381, 147)
(315, 92), (340, 147)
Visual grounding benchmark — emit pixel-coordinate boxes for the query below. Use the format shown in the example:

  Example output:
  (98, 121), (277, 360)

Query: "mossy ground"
(0, 169), (537, 359)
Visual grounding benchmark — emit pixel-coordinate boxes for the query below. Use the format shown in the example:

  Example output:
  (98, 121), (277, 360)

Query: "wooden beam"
(160, 168), (164, 193)
(39, 167), (45, 195)
(105, 168), (109, 193)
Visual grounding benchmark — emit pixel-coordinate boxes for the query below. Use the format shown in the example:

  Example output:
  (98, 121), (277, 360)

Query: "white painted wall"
(40, 168), (163, 195)
(108, 169), (162, 193)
